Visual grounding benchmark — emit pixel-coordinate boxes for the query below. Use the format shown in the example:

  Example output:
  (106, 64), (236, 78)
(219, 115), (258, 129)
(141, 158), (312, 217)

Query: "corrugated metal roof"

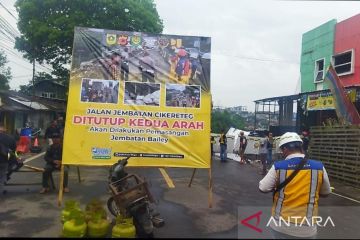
(8, 97), (49, 110)
(0, 104), (30, 111)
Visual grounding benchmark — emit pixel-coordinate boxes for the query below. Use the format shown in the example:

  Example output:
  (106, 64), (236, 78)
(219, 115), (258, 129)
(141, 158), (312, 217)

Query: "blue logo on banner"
(92, 147), (111, 159)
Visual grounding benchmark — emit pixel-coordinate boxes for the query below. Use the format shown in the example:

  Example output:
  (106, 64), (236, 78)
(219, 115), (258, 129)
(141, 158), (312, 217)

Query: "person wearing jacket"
(0, 126), (19, 194)
(219, 129), (227, 162)
(259, 132), (331, 239)
(40, 132), (69, 194)
(44, 120), (61, 146)
(238, 131), (248, 164)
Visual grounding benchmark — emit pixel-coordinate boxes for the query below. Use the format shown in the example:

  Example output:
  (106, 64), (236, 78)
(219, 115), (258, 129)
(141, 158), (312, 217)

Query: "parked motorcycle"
(107, 157), (164, 238)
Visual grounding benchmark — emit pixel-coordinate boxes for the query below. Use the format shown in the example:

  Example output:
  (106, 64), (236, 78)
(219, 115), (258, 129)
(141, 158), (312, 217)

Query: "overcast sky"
(1, 0), (360, 110)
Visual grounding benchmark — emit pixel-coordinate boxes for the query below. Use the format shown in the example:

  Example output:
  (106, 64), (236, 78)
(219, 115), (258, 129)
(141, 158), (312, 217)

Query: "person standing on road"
(219, 129), (227, 162)
(238, 131), (248, 164)
(0, 126), (19, 194)
(259, 132), (331, 239)
(266, 132), (274, 169)
(40, 132), (69, 194)
(259, 137), (267, 175)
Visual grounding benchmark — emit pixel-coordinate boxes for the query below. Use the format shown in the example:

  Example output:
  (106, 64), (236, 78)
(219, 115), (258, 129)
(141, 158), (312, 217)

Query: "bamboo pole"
(188, 168), (197, 187)
(77, 166), (81, 183)
(23, 164), (44, 172)
(58, 164), (65, 207)
(208, 167), (213, 208)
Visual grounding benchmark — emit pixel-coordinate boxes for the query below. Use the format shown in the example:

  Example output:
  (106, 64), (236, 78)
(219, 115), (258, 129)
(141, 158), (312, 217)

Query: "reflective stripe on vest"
(271, 158), (324, 222)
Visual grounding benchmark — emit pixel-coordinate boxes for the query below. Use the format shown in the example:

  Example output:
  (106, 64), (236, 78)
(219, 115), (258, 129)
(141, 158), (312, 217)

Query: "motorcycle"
(107, 157), (164, 238)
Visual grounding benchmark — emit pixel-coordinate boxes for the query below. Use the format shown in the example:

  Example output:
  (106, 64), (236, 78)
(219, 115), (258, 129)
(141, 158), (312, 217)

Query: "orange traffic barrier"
(16, 136), (30, 153)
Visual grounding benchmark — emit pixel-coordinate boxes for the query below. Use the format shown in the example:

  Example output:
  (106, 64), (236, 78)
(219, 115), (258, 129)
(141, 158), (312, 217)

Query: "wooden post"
(77, 166), (81, 183)
(58, 164), (65, 207)
(188, 168), (197, 187)
(208, 167), (213, 208)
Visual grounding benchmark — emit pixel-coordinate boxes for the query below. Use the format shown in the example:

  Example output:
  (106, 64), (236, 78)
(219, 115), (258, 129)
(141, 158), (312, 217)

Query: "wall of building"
(334, 14), (360, 87)
(33, 81), (66, 100)
(300, 19), (337, 93)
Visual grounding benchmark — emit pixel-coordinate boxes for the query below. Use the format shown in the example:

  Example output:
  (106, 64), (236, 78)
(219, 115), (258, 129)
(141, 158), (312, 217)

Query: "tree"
(211, 110), (246, 133)
(33, 72), (54, 83)
(15, 0), (163, 85)
(0, 50), (11, 91)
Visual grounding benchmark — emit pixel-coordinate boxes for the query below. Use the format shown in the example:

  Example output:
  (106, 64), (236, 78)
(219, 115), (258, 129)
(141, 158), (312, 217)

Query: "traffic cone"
(30, 137), (42, 153)
(33, 137), (39, 147)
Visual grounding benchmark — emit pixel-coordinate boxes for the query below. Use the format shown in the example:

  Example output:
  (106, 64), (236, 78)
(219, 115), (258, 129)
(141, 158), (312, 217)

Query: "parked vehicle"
(107, 157), (164, 238)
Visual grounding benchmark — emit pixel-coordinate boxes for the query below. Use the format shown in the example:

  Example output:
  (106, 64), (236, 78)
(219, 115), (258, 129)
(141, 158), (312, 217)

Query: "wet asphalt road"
(1, 154), (360, 238)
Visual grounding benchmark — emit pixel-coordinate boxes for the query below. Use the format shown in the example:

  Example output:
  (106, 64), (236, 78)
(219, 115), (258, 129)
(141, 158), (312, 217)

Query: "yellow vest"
(272, 158), (324, 222)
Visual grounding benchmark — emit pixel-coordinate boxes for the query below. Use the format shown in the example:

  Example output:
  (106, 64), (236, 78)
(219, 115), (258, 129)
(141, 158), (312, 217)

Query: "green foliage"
(18, 83), (31, 95)
(34, 72), (54, 83)
(15, 0), (164, 83)
(211, 110), (245, 133)
(0, 50), (11, 91)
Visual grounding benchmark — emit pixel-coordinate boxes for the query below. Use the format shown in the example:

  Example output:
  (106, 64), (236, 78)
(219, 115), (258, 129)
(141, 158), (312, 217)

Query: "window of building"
(332, 49), (354, 76)
(314, 58), (325, 82)
(41, 92), (56, 99)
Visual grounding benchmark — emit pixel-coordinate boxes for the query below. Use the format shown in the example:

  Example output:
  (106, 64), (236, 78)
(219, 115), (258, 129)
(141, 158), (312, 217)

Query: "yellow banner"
(306, 89), (356, 111)
(63, 27), (211, 168)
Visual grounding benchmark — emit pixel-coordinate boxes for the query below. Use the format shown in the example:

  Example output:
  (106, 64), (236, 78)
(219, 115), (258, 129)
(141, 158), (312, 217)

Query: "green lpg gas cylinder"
(87, 218), (110, 238)
(62, 219), (87, 238)
(111, 220), (136, 238)
(61, 200), (81, 223)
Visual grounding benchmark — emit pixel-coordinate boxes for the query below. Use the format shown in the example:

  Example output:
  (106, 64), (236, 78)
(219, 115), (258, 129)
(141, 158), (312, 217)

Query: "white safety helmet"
(279, 132), (303, 148)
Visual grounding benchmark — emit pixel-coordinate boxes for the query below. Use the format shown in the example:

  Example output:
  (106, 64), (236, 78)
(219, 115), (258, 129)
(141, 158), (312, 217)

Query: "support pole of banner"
(208, 166), (213, 208)
(58, 164), (65, 207)
(77, 167), (82, 183)
(188, 168), (197, 187)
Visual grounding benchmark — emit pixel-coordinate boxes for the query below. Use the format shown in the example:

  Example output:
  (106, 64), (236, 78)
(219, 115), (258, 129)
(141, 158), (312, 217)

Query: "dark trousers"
(0, 162), (7, 193)
(260, 153), (267, 174)
(42, 164), (69, 188)
(220, 144), (227, 161)
(267, 149), (273, 167)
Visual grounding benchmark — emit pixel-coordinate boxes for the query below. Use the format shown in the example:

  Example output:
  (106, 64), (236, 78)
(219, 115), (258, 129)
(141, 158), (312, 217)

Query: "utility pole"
(32, 59), (35, 97)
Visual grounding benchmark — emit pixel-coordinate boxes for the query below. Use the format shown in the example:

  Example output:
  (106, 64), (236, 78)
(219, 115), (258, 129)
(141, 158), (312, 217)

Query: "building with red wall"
(334, 13), (360, 87)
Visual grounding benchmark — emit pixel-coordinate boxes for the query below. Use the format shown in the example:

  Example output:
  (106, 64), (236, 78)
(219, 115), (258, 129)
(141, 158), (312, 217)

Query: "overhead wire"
(0, 2), (18, 21)
(0, 9), (55, 74)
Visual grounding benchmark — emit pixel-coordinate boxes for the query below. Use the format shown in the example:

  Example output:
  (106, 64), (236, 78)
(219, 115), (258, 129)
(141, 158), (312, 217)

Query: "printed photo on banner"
(124, 81), (161, 106)
(166, 84), (201, 108)
(70, 28), (211, 92)
(80, 78), (119, 104)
